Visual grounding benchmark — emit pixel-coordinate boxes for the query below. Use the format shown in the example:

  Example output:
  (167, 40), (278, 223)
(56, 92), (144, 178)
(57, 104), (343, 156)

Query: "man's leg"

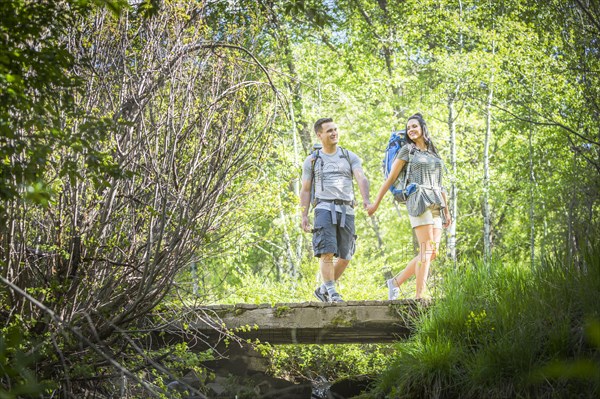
(319, 253), (343, 302)
(334, 258), (349, 280)
(324, 212), (355, 295)
(312, 209), (340, 301)
(317, 257), (348, 299)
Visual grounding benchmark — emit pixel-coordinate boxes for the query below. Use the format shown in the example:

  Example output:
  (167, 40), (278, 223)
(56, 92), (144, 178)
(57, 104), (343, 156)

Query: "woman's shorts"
(409, 206), (442, 229)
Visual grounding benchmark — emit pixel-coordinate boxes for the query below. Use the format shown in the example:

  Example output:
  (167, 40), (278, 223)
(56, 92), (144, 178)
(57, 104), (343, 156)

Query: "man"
(300, 118), (371, 302)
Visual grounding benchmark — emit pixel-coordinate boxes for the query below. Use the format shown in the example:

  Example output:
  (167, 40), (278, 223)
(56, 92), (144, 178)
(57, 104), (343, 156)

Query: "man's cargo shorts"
(312, 208), (357, 260)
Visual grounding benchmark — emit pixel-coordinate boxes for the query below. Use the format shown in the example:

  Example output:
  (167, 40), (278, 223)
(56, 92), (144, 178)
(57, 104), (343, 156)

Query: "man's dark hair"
(314, 118), (333, 134)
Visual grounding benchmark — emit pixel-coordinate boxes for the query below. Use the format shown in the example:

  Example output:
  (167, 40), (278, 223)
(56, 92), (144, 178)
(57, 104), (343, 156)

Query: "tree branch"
(485, 99), (600, 147)
(0, 275), (168, 398)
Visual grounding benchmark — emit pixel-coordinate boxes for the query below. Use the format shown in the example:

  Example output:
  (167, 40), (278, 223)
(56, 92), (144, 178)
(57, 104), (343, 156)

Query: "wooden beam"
(174, 299), (425, 347)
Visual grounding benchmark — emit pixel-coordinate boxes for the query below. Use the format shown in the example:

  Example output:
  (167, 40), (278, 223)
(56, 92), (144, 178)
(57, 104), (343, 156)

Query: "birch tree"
(483, 52), (494, 267)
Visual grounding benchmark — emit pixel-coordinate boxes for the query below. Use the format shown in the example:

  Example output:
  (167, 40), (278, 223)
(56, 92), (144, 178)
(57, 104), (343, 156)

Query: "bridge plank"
(183, 299), (425, 346)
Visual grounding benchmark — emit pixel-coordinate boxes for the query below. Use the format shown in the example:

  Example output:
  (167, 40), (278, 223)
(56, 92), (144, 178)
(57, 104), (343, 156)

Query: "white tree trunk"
(446, 0), (462, 265)
(528, 84), (536, 270)
(290, 101), (304, 274)
(447, 92), (458, 264)
(483, 73), (494, 267)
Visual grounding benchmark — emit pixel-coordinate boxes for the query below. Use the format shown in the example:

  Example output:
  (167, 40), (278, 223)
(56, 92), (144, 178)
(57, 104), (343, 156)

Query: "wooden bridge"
(151, 299), (430, 388)
(160, 299), (428, 349)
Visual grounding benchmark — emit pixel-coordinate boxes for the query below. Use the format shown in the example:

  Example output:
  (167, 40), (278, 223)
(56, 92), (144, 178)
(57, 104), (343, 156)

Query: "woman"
(367, 113), (451, 300)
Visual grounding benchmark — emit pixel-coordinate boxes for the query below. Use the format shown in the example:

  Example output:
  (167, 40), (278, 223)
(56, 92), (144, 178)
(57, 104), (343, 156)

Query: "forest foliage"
(1, 0), (599, 397)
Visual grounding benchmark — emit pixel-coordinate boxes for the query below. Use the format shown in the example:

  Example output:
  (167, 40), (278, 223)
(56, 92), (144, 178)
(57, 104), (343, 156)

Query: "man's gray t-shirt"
(302, 147), (362, 216)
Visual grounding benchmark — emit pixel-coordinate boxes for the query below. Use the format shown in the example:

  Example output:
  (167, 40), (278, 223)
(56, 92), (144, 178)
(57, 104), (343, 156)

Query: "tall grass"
(371, 246), (600, 399)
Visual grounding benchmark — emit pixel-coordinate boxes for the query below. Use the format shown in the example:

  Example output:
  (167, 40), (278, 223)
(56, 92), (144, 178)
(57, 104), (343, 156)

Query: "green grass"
(369, 247), (600, 399)
(213, 249), (421, 305)
(266, 343), (392, 383)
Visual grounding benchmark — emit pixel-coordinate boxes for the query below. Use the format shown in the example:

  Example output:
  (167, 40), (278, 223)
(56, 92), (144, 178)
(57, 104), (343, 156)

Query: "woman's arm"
(441, 190), (452, 228)
(367, 158), (406, 216)
(439, 159), (452, 228)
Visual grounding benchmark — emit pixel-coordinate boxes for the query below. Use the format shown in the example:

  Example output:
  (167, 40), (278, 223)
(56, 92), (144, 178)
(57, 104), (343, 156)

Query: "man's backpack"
(309, 143), (354, 208)
(382, 129), (417, 203)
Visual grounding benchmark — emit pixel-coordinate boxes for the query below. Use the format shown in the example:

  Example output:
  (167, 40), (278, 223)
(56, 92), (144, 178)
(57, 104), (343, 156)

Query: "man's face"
(317, 121), (339, 146)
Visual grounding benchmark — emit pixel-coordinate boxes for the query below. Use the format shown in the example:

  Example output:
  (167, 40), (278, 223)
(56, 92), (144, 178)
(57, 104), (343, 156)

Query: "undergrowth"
(368, 246), (600, 399)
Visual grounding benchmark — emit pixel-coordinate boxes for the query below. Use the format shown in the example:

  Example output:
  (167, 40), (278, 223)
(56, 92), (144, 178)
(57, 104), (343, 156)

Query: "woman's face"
(406, 119), (422, 141)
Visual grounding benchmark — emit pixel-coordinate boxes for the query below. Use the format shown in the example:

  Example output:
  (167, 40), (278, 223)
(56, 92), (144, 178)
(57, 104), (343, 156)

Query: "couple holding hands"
(300, 114), (451, 302)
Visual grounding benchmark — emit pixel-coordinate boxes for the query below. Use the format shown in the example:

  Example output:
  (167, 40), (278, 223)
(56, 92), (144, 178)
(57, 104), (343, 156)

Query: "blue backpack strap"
(391, 144), (417, 203)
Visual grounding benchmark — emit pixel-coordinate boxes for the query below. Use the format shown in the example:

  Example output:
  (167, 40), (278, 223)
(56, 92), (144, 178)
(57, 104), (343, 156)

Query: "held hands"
(366, 203), (378, 217)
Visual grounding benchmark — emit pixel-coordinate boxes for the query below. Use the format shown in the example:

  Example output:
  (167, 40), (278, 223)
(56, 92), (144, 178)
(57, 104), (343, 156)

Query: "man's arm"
(353, 168), (371, 209)
(300, 177), (312, 232)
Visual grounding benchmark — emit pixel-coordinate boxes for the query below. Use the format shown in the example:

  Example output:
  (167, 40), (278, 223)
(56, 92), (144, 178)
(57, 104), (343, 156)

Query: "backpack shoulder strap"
(309, 149), (322, 208)
(339, 146), (356, 203)
(403, 145), (417, 187)
(339, 147), (353, 175)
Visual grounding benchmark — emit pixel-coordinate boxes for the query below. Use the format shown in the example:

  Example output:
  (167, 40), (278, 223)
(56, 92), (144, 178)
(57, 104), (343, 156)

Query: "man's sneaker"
(387, 278), (400, 300)
(314, 287), (329, 302)
(329, 293), (344, 303)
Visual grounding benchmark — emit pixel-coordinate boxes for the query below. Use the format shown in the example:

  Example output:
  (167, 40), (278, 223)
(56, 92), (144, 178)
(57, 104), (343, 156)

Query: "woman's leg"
(414, 227), (443, 297)
(413, 224), (435, 298)
(390, 253), (419, 288)
(430, 228), (442, 262)
(390, 212), (443, 298)
(390, 225), (436, 291)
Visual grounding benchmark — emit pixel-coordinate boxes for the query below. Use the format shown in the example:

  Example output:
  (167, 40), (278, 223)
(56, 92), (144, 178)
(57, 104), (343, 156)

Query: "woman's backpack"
(382, 129), (417, 203)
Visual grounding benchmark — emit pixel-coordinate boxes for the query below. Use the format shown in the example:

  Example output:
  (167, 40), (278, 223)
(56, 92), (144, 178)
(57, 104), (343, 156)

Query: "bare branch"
(0, 275), (166, 398)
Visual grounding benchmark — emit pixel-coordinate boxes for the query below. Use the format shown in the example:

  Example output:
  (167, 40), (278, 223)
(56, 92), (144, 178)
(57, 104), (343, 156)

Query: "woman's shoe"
(387, 278), (400, 300)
